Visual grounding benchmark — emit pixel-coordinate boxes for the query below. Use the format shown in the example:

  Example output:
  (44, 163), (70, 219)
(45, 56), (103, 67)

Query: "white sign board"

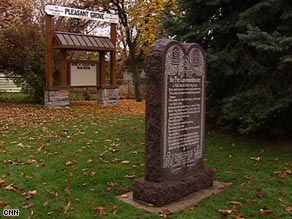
(45, 4), (119, 24)
(70, 62), (98, 86)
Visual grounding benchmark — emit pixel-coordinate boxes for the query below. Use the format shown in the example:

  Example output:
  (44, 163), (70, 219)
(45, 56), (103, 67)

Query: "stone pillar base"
(133, 168), (215, 207)
(98, 86), (120, 107)
(44, 89), (70, 109)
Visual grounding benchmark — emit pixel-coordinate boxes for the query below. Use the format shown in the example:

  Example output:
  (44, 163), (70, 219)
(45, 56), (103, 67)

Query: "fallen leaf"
(124, 174), (135, 179)
(43, 200), (50, 209)
(83, 171), (96, 177)
(121, 193), (129, 198)
(246, 175), (254, 183)
(28, 190), (37, 196)
(112, 205), (118, 215)
(65, 161), (72, 166)
(285, 206), (292, 213)
(275, 171), (286, 178)
(218, 209), (232, 215)
(219, 182), (233, 190)
(28, 210), (34, 219)
(4, 159), (23, 165)
(250, 156), (261, 161)
(109, 147), (119, 153)
(5, 184), (17, 191)
(191, 204), (200, 210)
(286, 169), (292, 175)
(106, 182), (120, 191)
(256, 189), (266, 199)
(23, 203), (34, 209)
(2, 173), (10, 178)
(159, 208), (172, 215)
(121, 160), (130, 164)
(107, 182), (120, 187)
(93, 206), (105, 211)
(64, 201), (73, 213)
(0, 179), (5, 186)
(240, 183), (248, 189)
(17, 143), (25, 148)
(0, 200), (7, 207)
(27, 159), (38, 165)
(25, 190), (38, 200)
(50, 191), (59, 197)
(65, 186), (71, 195)
(129, 151), (138, 154)
(229, 201), (241, 206)
(260, 209), (273, 216)
(93, 206), (106, 215)
(231, 207), (241, 216)
(247, 199), (257, 204)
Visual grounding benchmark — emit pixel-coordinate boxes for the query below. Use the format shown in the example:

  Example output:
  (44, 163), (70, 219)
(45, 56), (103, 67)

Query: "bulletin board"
(69, 61), (99, 87)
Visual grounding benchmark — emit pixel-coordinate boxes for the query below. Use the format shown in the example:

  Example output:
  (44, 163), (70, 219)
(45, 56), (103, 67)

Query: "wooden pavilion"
(44, 5), (120, 108)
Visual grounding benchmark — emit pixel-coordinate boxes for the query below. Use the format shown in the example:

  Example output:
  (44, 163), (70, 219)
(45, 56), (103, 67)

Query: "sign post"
(44, 4), (120, 108)
(45, 14), (54, 88)
(45, 5), (119, 23)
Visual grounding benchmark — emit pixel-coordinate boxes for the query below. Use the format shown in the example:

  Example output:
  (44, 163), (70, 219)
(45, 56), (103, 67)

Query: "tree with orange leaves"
(0, 0), (34, 29)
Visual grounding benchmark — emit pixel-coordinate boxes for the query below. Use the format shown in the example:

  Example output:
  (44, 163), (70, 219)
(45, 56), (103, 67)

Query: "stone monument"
(133, 38), (215, 206)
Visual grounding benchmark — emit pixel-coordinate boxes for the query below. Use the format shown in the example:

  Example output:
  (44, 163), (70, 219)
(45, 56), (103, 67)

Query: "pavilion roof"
(54, 32), (115, 51)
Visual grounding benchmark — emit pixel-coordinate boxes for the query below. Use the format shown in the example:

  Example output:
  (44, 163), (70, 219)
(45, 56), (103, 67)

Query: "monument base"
(119, 181), (228, 214)
(44, 88), (70, 109)
(98, 86), (120, 107)
(133, 168), (215, 207)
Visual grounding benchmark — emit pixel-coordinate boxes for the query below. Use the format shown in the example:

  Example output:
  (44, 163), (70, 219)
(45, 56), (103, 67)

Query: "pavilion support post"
(45, 15), (54, 88)
(60, 49), (68, 86)
(110, 23), (117, 86)
(99, 51), (106, 85)
(44, 16), (70, 109)
(98, 47), (120, 107)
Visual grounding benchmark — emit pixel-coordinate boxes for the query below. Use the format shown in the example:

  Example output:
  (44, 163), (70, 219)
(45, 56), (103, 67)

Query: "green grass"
(0, 103), (291, 219)
(0, 93), (34, 103)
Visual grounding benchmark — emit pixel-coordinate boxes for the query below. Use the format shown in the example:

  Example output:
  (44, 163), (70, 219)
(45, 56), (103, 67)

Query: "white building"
(0, 73), (21, 93)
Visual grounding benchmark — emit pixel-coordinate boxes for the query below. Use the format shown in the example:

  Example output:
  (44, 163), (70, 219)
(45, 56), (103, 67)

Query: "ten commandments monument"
(133, 38), (215, 206)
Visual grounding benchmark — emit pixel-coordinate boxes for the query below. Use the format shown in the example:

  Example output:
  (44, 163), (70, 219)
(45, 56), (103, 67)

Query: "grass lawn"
(0, 93), (34, 103)
(0, 100), (291, 218)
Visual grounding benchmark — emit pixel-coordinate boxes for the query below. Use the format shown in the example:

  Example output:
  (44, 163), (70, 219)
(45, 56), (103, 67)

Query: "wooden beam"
(60, 49), (68, 86)
(110, 23), (117, 85)
(99, 51), (106, 85)
(45, 15), (54, 88)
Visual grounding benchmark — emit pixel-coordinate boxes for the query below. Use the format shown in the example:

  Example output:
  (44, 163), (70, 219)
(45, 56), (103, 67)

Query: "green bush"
(0, 24), (46, 102)
(165, 0), (292, 136)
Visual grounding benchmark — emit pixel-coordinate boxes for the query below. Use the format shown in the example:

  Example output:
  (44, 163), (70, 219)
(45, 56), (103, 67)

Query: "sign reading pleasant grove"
(45, 5), (119, 24)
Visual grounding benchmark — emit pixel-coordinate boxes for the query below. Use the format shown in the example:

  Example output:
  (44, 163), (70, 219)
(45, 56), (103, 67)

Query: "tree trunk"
(132, 64), (142, 102)
(129, 45), (142, 102)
